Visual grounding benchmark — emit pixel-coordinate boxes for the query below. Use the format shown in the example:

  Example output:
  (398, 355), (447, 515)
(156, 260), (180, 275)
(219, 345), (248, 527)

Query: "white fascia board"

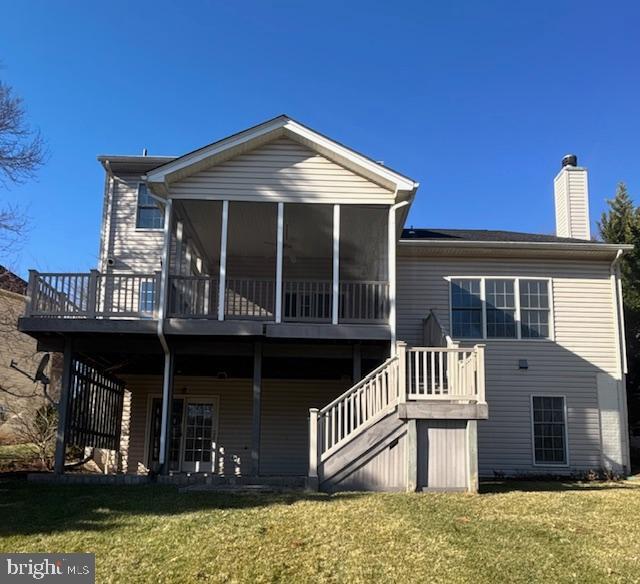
(282, 120), (418, 192)
(399, 239), (633, 253)
(145, 117), (287, 184)
(145, 116), (419, 195)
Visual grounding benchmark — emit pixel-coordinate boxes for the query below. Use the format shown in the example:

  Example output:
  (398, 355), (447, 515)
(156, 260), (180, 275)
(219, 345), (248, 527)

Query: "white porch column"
(332, 204), (340, 325)
(218, 200), (229, 321)
(275, 202), (284, 323)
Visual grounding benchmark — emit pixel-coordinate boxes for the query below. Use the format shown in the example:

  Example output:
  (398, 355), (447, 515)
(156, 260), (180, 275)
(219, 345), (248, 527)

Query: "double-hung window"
(486, 279), (517, 338)
(531, 395), (568, 465)
(136, 184), (164, 229)
(451, 279), (483, 338)
(449, 277), (551, 339)
(520, 279), (550, 338)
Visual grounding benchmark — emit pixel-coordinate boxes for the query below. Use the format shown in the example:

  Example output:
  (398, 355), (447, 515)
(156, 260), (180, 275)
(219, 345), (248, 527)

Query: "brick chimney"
(553, 154), (591, 240)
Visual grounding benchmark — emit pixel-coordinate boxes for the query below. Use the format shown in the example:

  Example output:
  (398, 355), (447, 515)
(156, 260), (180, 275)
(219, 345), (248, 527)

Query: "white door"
(181, 399), (217, 473)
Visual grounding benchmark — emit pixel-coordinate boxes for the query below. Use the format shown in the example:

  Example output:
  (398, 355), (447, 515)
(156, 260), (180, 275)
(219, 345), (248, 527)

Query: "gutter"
(399, 239), (634, 253)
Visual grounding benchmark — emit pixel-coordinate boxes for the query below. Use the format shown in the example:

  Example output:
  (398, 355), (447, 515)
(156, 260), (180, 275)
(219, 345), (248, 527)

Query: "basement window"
(136, 184), (164, 229)
(531, 395), (568, 465)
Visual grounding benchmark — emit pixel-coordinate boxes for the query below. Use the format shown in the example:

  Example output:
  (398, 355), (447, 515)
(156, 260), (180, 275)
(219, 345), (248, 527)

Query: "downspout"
(157, 195), (173, 471)
(610, 248), (631, 472)
(388, 200), (410, 357)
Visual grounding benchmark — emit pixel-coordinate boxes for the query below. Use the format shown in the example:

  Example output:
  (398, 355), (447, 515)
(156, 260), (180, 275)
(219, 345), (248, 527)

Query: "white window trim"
(446, 276), (554, 342)
(135, 182), (165, 231)
(530, 394), (570, 468)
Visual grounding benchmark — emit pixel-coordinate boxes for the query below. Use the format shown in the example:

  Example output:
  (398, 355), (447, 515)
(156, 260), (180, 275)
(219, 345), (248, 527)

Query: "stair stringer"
(319, 409), (407, 493)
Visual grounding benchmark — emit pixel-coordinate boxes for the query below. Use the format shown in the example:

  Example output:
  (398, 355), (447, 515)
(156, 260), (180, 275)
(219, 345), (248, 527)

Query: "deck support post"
(332, 204), (340, 325)
(251, 341), (262, 476)
(406, 418), (418, 492)
(308, 408), (319, 490)
(54, 337), (74, 475)
(466, 420), (479, 493)
(218, 200), (229, 321)
(275, 202), (284, 323)
(158, 349), (175, 475)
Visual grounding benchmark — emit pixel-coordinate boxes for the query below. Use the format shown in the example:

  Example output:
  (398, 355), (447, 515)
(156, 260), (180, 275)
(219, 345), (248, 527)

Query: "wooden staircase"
(308, 342), (486, 492)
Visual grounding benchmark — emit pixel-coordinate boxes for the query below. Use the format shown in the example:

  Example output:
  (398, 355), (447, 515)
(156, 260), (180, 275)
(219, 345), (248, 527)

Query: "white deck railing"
(308, 342), (486, 480)
(406, 346), (485, 402)
(316, 355), (400, 461)
(283, 280), (332, 321)
(339, 280), (389, 322)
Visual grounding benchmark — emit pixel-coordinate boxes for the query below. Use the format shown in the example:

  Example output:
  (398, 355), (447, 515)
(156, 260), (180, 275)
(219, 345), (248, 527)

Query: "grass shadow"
(480, 479), (640, 494)
(0, 478), (366, 537)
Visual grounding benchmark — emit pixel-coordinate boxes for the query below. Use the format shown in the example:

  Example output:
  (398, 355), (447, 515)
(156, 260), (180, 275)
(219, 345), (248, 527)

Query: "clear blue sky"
(1, 1), (639, 277)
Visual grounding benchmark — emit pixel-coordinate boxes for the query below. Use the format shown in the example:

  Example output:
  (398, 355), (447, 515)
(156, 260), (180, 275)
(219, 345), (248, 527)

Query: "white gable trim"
(144, 116), (418, 197)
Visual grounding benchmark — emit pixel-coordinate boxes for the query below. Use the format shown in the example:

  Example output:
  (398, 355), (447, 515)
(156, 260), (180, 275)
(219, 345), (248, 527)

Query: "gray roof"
(400, 228), (600, 244)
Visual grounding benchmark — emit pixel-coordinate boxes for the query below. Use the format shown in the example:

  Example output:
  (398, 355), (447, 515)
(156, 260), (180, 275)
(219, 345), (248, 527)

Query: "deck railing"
(308, 343), (486, 482)
(317, 355), (400, 459)
(25, 271), (391, 324)
(27, 271), (159, 319)
(283, 280), (332, 322)
(168, 275), (218, 318)
(406, 346), (485, 402)
(225, 278), (275, 319)
(339, 280), (389, 322)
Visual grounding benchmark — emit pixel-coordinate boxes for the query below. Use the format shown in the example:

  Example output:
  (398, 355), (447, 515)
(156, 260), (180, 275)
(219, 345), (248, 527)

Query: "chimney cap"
(561, 154), (578, 168)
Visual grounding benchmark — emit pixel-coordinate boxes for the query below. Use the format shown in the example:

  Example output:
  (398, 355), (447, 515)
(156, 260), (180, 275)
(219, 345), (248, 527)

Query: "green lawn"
(1, 480), (640, 583)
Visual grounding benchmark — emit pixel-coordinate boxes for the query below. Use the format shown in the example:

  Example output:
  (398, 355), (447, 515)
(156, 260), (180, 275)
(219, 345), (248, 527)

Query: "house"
(19, 116), (630, 491)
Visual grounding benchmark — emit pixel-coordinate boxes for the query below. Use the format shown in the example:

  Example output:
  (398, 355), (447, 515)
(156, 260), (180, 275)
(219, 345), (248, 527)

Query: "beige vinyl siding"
(554, 172), (570, 238)
(260, 379), (350, 475)
(554, 167), (590, 240)
(169, 137), (395, 203)
(101, 174), (164, 273)
(566, 169), (591, 240)
(396, 256), (621, 475)
(122, 376), (348, 476)
(123, 376), (253, 475)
